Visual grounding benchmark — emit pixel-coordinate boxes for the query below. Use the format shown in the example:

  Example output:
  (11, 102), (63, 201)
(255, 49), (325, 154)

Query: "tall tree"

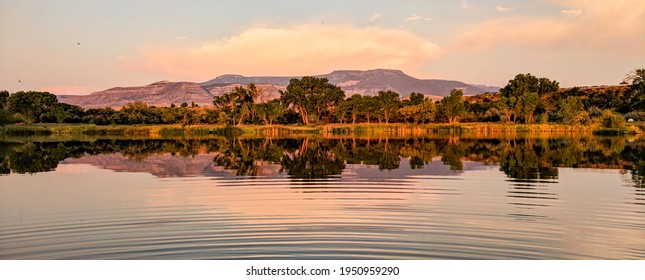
(408, 92), (425, 106)
(254, 99), (284, 125)
(416, 98), (436, 124)
(345, 94), (363, 124)
(560, 96), (584, 123)
(520, 92), (540, 123)
(439, 89), (466, 123)
(500, 73), (559, 122)
(361, 96), (380, 124)
(399, 105), (419, 124)
(626, 68), (645, 111)
(0, 90), (12, 126)
(0, 90), (9, 109)
(8, 91), (58, 124)
(376, 90), (401, 124)
(400, 99), (435, 124)
(213, 83), (258, 125)
(333, 98), (352, 124)
(280, 77), (344, 124)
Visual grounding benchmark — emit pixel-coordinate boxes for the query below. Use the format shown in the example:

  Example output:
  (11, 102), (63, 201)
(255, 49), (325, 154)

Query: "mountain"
(58, 81), (213, 109)
(319, 69), (493, 97)
(203, 69), (498, 98)
(58, 69), (499, 109)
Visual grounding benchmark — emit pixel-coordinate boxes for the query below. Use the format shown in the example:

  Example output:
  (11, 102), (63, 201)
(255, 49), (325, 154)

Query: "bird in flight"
(77, 42), (80, 45)
(18, 79), (21, 83)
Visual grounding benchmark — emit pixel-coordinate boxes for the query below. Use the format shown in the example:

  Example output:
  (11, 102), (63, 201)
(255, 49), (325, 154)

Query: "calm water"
(1, 134), (644, 259)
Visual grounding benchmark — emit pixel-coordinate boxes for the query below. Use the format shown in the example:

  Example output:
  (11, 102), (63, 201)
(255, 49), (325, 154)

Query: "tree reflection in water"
(0, 135), (643, 187)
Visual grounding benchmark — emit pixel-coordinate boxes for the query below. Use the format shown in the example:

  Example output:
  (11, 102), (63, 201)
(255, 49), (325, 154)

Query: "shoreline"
(0, 122), (642, 138)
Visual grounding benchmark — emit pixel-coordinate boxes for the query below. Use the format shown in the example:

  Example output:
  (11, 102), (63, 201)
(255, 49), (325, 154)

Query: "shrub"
(599, 110), (626, 129)
(0, 109), (17, 126)
(572, 111), (592, 125)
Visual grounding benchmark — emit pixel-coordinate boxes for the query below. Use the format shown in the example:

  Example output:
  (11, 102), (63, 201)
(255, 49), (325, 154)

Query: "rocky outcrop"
(58, 81), (214, 109)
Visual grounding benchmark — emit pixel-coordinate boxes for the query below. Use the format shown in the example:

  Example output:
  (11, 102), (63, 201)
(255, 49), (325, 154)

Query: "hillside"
(202, 69), (498, 98)
(58, 69), (499, 109)
(320, 69), (489, 97)
(58, 81), (213, 109)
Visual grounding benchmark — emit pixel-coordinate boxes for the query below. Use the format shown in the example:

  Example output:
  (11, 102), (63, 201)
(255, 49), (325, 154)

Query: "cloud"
(404, 15), (423, 23)
(461, 0), (469, 9)
(560, 9), (582, 17)
(176, 36), (188, 40)
(495, 6), (509, 12)
(128, 24), (442, 80)
(39, 85), (97, 95)
(456, 0), (645, 54)
(369, 13), (381, 22)
(404, 14), (432, 23)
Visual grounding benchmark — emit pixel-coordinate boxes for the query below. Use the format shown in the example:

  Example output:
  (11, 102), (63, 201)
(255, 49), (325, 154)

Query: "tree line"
(1, 69), (643, 127)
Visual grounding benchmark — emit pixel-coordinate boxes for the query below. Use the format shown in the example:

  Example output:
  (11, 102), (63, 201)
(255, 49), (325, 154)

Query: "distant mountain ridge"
(58, 69), (499, 109)
(59, 81), (213, 109)
(203, 69), (496, 97)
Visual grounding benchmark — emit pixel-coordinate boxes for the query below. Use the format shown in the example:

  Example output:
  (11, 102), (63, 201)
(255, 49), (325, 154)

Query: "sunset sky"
(1, 0), (644, 95)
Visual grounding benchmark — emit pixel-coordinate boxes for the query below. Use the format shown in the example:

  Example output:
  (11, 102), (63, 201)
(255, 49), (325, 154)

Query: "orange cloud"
(456, 0), (645, 54)
(128, 24), (441, 81)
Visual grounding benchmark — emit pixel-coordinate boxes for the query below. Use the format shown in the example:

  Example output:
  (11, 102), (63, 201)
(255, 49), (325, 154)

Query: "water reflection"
(2, 134), (644, 260)
(0, 135), (643, 187)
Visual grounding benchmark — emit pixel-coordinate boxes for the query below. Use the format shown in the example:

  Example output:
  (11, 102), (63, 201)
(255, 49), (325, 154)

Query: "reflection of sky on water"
(2, 156), (644, 259)
(1, 136), (644, 259)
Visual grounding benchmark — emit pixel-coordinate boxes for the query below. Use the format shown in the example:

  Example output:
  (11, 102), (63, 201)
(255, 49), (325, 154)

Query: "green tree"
(400, 98), (435, 124)
(121, 101), (153, 124)
(626, 68), (645, 85)
(50, 105), (68, 123)
(280, 77), (345, 124)
(520, 92), (540, 123)
(408, 92), (425, 105)
(180, 107), (199, 127)
(376, 90), (401, 124)
(0, 109), (15, 126)
(361, 96), (380, 124)
(416, 99), (436, 123)
(0, 90), (9, 109)
(600, 110), (626, 129)
(254, 99), (284, 125)
(439, 89), (466, 123)
(399, 105), (419, 123)
(333, 98), (352, 124)
(626, 68), (645, 111)
(213, 83), (258, 125)
(7, 91), (58, 124)
(345, 94), (363, 124)
(500, 73), (559, 122)
(560, 96), (584, 123)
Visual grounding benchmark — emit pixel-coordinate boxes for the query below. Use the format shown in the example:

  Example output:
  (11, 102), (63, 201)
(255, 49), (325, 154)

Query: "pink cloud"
(456, 0), (645, 54)
(126, 24), (442, 81)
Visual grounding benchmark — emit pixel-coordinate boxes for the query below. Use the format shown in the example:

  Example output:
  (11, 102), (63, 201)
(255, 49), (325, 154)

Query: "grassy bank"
(0, 122), (641, 138)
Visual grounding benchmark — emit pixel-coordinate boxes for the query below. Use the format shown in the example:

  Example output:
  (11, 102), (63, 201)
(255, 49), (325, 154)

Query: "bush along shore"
(0, 122), (642, 138)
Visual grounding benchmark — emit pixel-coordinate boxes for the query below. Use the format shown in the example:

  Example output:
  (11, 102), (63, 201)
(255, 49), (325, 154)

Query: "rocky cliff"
(58, 81), (214, 109)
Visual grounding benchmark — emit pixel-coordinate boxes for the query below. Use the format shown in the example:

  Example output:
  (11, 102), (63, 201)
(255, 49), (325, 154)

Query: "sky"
(0, 0), (644, 95)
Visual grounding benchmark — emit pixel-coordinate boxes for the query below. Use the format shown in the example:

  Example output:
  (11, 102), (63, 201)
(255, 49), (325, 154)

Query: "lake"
(1, 133), (644, 259)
